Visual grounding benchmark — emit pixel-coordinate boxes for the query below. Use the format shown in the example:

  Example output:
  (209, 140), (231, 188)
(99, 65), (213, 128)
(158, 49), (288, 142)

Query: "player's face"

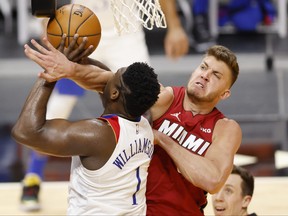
(186, 56), (232, 103)
(102, 67), (127, 106)
(113, 67), (126, 88)
(212, 174), (249, 216)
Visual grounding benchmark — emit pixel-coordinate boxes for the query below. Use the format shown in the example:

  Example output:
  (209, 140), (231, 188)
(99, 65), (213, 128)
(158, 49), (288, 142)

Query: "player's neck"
(184, 95), (215, 115)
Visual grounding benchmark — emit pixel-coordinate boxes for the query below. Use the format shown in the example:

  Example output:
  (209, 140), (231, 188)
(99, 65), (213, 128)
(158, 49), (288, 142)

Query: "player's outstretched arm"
(24, 37), (113, 92)
(24, 37), (75, 81)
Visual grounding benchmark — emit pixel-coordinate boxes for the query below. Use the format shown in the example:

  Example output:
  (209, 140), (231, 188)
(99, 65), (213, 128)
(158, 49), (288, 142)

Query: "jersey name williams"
(113, 137), (154, 169)
(158, 120), (211, 156)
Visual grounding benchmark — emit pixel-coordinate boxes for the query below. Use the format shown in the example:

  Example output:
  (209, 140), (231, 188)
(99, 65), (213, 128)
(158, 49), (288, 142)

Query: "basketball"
(46, 4), (101, 52)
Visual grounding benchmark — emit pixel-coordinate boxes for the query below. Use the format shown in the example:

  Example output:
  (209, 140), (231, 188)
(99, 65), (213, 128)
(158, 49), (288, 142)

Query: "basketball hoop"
(110, 0), (167, 34)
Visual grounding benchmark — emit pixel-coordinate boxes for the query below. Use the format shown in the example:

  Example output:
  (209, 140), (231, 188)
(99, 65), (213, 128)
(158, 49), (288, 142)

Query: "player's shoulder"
(87, 118), (118, 143)
(153, 85), (174, 108)
(149, 85), (174, 121)
(160, 85), (174, 99)
(216, 117), (242, 133)
(85, 118), (114, 132)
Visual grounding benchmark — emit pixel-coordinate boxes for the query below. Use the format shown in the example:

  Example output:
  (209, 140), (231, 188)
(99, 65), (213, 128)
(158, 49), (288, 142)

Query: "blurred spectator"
(189, 0), (276, 53)
(212, 165), (256, 216)
(219, 0), (276, 31)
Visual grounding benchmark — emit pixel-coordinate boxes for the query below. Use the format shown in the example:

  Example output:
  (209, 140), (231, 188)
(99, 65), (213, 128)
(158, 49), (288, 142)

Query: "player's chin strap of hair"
(31, 0), (56, 17)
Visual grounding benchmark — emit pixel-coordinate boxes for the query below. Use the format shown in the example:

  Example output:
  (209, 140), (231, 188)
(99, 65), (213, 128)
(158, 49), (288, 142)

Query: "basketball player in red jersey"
(24, 37), (242, 215)
(142, 45), (241, 215)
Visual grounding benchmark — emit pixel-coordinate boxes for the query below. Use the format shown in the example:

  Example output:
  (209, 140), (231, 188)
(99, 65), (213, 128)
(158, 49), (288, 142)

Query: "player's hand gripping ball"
(46, 4), (101, 52)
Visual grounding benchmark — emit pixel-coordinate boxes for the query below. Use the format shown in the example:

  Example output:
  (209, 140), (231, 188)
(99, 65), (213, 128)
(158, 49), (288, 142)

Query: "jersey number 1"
(132, 167), (141, 205)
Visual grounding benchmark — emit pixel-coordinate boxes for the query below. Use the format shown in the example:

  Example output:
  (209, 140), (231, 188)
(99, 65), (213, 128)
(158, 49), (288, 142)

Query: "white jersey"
(72, 0), (150, 71)
(67, 114), (154, 215)
(72, 0), (116, 31)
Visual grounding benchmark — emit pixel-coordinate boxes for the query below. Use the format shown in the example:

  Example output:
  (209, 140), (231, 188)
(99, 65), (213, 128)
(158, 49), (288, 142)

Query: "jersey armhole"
(98, 115), (120, 142)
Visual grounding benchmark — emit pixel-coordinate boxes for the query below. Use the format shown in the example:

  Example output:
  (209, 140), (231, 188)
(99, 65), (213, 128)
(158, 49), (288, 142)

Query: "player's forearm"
(85, 57), (111, 71)
(12, 78), (55, 148)
(159, 0), (189, 59)
(70, 62), (113, 92)
(159, 0), (182, 29)
(156, 132), (226, 193)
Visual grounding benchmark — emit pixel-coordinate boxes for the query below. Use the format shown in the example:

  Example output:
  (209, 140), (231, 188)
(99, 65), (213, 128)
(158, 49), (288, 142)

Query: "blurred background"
(1, 0), (288, 183)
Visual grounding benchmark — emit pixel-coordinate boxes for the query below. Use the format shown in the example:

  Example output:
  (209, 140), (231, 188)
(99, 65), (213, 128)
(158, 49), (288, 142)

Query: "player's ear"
(220, 89), (231, 100)
(242, 195), (252, 208)
(110, 87), (120, 100)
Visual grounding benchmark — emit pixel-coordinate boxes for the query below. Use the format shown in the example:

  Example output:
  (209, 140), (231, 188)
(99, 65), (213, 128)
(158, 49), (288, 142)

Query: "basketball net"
(110, 0), (167, 34)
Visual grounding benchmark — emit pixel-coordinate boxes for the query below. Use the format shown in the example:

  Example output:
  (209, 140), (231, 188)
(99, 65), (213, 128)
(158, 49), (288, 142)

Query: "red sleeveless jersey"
(146, 86), (225, 216)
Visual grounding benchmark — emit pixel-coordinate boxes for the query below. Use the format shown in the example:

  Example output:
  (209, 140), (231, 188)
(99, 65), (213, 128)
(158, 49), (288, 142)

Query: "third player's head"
(212, 165), (254, 216)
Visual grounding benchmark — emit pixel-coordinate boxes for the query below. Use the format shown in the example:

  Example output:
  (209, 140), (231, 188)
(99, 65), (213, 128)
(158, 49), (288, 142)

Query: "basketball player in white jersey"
(19, 0), (189, 212)
(12, 53), (160, 215)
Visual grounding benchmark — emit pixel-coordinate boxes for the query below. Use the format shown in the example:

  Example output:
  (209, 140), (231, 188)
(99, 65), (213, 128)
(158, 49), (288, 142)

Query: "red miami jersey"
(146, 86), (225, 216)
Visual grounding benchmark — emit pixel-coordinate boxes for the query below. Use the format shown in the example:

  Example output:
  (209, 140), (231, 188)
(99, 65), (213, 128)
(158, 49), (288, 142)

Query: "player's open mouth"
(195, 82), (204, 88)
(215, 207), (225, 212)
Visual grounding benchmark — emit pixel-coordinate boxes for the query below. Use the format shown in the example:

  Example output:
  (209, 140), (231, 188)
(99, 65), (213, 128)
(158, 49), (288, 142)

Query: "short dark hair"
(206, 45), (239, 87)
(122, 62), (160, 118)
(232, 165), (254, 197)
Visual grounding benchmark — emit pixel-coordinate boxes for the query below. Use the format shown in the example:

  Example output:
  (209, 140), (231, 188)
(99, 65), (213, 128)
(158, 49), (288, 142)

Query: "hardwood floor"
(0, 178), (288, 215)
